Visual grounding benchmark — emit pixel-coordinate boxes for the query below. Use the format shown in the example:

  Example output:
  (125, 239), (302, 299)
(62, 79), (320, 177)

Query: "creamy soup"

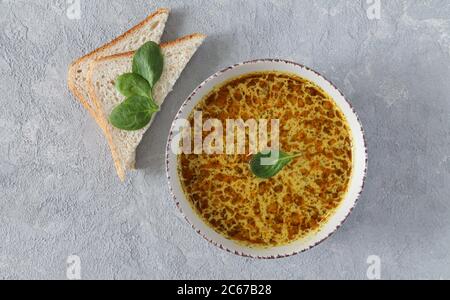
(178, 71), (353, 247)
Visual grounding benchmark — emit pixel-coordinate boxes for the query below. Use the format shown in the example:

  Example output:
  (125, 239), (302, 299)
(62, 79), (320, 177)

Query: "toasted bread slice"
(87, 34), (206, 181)
(68, 8), (169, 124)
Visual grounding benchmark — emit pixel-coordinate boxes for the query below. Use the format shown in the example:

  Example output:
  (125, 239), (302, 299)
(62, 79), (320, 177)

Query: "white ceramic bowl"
(165, 59), (367, 258)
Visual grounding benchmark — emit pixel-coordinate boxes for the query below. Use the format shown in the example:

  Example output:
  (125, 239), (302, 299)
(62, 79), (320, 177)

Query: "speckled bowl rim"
(165, 59), (367, 259)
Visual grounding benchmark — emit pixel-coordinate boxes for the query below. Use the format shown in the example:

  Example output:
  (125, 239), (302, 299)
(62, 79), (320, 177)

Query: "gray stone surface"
(0, 0), (449, 280)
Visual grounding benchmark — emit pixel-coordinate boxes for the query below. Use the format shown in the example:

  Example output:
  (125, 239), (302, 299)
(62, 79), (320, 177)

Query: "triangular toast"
(87, 34), (206, 180)
(68, 8), (169, 125)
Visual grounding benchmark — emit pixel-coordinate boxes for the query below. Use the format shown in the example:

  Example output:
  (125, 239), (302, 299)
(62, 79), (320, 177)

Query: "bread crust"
(92, 33), (207, 63)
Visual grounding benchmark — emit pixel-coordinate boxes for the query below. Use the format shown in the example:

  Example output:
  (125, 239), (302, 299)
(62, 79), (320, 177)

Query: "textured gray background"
(0, 0), (449, 280)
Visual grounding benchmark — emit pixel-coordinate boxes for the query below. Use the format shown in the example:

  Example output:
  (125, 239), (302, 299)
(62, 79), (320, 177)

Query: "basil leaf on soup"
(132, 41), (164, 87)
(115, 73), (152, 98)
(250, 150), (301, 179)
(109, 95), (159, 131)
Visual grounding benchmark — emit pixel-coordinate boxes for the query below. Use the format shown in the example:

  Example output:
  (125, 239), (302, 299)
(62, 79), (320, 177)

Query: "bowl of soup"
(165, 59), (367, 258)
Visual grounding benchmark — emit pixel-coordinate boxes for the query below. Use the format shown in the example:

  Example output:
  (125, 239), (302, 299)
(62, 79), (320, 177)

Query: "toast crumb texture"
(87, 34), (206, 180)
(68, 8), (169, 123)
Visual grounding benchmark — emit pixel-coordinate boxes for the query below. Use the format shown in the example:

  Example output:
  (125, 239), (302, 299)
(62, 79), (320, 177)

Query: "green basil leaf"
(109, 95), (159, 131)
(250, 150), (301, 179)
(115, 73), (151, 98)
(132, 41), (164, 87)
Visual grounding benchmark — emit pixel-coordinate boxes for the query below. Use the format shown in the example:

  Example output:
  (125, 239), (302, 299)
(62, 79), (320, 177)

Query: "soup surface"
(178, 71), (353, 247)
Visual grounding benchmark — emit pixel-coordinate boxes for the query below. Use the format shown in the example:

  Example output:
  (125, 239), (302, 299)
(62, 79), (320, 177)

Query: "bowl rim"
(165, 58), (368, 259)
